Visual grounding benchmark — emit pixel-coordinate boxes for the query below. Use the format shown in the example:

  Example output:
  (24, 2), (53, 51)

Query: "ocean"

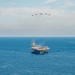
(0, 37), (75, 75)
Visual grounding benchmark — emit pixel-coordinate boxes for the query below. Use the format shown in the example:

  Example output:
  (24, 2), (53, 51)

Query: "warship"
(31, 40), (50, 54)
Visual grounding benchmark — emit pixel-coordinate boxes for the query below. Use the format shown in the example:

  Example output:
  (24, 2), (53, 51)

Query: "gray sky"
(0, 0), (75, 37)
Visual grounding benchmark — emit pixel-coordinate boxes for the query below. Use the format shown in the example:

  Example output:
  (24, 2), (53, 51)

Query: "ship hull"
(32, 50), (48, 54)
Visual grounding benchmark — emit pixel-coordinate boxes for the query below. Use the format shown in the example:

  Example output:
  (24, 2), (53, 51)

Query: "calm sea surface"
(0, 37), (75, 75)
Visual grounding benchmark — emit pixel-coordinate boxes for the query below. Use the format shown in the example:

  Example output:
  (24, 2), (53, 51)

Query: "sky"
(0, 0), (75, 37)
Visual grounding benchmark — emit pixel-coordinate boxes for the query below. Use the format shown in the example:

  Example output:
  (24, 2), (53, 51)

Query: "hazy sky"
(0, 0), (75, 37)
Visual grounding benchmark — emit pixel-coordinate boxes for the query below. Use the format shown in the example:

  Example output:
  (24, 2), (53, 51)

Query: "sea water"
(0, 37), (75, 75)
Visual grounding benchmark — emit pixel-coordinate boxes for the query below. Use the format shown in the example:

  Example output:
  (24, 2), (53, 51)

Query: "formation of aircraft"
(32, 13), (50, 16)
